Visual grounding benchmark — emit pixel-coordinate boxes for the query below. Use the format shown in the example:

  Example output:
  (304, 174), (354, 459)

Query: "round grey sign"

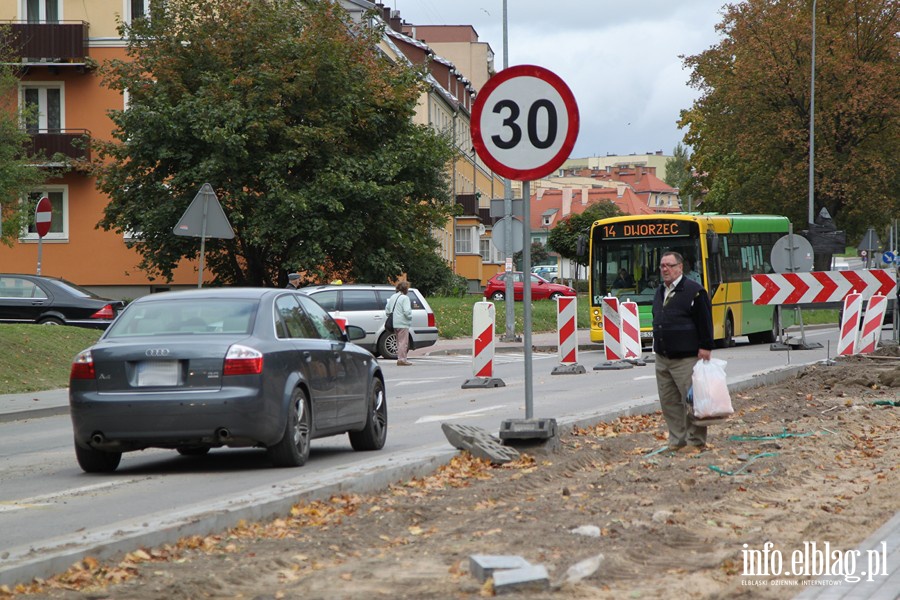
(771, 234), (815, 273)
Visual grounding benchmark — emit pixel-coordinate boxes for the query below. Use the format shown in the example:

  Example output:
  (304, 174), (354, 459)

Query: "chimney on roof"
(390, 10), (403, 32)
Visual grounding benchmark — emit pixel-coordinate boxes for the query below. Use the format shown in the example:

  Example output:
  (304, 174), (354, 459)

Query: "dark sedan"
(0, 273), (124, 329)
(69, 288), (387, 473)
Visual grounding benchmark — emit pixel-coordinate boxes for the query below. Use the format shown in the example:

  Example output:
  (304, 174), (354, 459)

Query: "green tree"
(93, 0), (456, 286)
(0, 36), (46, 245)
(664, 142), (697, 210)
(514, 241), (550, 270)
(680, 0), (899, 239)
(547, 201), (623, 266)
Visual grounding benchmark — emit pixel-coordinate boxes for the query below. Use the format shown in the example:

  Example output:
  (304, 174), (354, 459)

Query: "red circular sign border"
(35, 196), (52, 238)
(471, 64), (579, 181)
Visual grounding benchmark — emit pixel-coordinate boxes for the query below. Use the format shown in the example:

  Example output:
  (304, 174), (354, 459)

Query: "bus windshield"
(592, 232), (701, 305)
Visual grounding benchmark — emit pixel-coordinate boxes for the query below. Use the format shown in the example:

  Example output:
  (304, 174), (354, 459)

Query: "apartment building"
(0, 0), (201, 299)
(383, 11), (506, 291)
(1, 2), (505, 296)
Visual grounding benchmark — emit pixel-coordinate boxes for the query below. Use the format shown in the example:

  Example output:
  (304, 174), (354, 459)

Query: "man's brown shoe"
(397, 360), (413, 366)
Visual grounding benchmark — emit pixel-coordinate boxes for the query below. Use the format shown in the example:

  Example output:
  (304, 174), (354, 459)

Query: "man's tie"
(664, 288), (674, 306)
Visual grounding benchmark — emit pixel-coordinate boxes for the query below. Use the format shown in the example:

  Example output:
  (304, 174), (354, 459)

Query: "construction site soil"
(6, 345), (900, 600)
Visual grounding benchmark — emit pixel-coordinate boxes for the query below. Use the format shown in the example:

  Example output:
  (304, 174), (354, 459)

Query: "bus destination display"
(598, 221), (691, 239)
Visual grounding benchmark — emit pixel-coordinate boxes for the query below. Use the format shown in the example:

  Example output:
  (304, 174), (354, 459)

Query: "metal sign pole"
(522, 180), (533, 419)
(197, 191), (210, 288)
(36, 236), (43, 276)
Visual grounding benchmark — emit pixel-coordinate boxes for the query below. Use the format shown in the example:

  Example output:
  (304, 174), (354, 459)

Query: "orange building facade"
(1, 3), (202, 299)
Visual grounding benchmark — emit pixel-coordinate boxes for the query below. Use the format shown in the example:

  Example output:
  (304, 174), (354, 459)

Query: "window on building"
(480, 238), (500, 263)
(455, 226), (473, 254)
(22, 85), (62, 133)
(23, 189), (67, 241)
(127, 0), (151, 22)
(26, 0), (60, 23)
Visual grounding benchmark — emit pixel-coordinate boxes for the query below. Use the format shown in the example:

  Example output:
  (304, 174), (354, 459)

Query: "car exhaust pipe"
(91, 433), (106, 445)
(215, 427), (230, 441)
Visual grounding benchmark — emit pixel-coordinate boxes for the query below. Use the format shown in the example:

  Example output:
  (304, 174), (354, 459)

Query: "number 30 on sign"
(471, 65), (579, 181)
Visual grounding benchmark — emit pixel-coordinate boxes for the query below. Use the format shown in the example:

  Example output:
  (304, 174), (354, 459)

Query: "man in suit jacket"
(652, 251), (714, 452)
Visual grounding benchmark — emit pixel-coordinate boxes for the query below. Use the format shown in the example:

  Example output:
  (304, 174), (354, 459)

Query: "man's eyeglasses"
(659, 263), (680, 269)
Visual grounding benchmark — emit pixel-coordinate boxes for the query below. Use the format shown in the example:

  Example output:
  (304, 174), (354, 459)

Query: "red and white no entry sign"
(471, 65), (579, 181)
(34, 196), (52, 238)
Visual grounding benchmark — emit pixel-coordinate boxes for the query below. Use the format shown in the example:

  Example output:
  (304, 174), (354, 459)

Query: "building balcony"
(27, 129), (92, 165)
(0, 21), (90, 66)
(455, 193), (479, 216)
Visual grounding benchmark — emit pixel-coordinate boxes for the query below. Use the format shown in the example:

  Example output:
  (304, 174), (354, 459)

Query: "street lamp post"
(500, 0), (517, 341)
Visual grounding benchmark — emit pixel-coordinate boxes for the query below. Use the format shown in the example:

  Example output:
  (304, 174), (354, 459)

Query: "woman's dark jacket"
(651, 277), (714, 358)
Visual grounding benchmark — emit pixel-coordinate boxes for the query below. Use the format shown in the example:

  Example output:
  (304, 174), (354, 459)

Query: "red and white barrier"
(471, 302), (496, 378)
(752, 269), (896, 305)
(556, 296), (578, 365)
(837, 293), (862, 356)
(858, 295), (887, 354)
(601, 295), (621, 361)
(619, 300), (641, 360)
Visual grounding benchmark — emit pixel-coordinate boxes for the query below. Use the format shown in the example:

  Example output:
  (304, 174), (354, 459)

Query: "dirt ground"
(6, 345), (900, 600)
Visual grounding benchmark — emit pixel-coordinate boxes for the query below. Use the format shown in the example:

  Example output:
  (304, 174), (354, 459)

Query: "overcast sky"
(390, 0), (727, 159)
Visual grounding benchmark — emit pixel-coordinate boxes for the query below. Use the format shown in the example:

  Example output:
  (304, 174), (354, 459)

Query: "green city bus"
(588, 214), (792, 348)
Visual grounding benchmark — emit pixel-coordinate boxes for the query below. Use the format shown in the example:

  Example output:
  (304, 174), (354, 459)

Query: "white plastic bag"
(691, 358), (734, 419)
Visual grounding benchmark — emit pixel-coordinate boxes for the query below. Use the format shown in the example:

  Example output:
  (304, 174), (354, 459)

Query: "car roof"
(130, 287), (280, 303)
(299, 284), (417, 292)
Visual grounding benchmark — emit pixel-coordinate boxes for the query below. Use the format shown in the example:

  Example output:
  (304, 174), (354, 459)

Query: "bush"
(405, 251), (463, 297)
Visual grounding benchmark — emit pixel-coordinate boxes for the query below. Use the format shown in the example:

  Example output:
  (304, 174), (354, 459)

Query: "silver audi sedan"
(69, 288), (387, 473)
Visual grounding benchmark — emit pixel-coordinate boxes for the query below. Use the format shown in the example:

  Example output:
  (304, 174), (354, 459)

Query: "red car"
(483, 272), (577, 301)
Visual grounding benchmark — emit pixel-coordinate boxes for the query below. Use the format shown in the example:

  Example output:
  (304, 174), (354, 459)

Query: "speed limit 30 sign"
(472, 65), (579, 181)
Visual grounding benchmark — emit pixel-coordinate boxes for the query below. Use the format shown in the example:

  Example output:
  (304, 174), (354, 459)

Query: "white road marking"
(0, 479), (142, 513)
(633, 375), (656, 381)
(391, 376), (458, 387)
(415, 404), (507, 424)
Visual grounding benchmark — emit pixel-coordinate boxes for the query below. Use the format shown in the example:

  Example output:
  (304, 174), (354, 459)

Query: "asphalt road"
(0, 326), (849, 587)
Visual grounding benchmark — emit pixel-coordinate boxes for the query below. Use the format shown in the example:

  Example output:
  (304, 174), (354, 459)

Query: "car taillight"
(427, 312), (435, 328)
(90, 304), (116, 320)
(224, 344), (263, 376)
(70, 349), (95, 380)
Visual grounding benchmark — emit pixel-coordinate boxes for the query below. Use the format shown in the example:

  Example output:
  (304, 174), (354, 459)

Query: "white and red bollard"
(858, 294), (887, 354)
(595, 294), (643, 370)
(552, 296), (585, 375)
(619, 299), (642, 360)
(601, 295), (622, 361)
(837, 292), (862, 356)
(462, 302), (505, 388)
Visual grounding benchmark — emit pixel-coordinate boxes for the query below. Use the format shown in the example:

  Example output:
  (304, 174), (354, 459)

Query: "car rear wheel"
(349, 378), (387, 451)
(490, 291), (505, 301)
(74, 440), (122, 473)
(378, 332), (398, 360)
(38, 317), (63, 326)
(267, 388), (311, 468)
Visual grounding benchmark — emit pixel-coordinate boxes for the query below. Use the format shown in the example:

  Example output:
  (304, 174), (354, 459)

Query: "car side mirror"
(344, 324), (366, 341)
